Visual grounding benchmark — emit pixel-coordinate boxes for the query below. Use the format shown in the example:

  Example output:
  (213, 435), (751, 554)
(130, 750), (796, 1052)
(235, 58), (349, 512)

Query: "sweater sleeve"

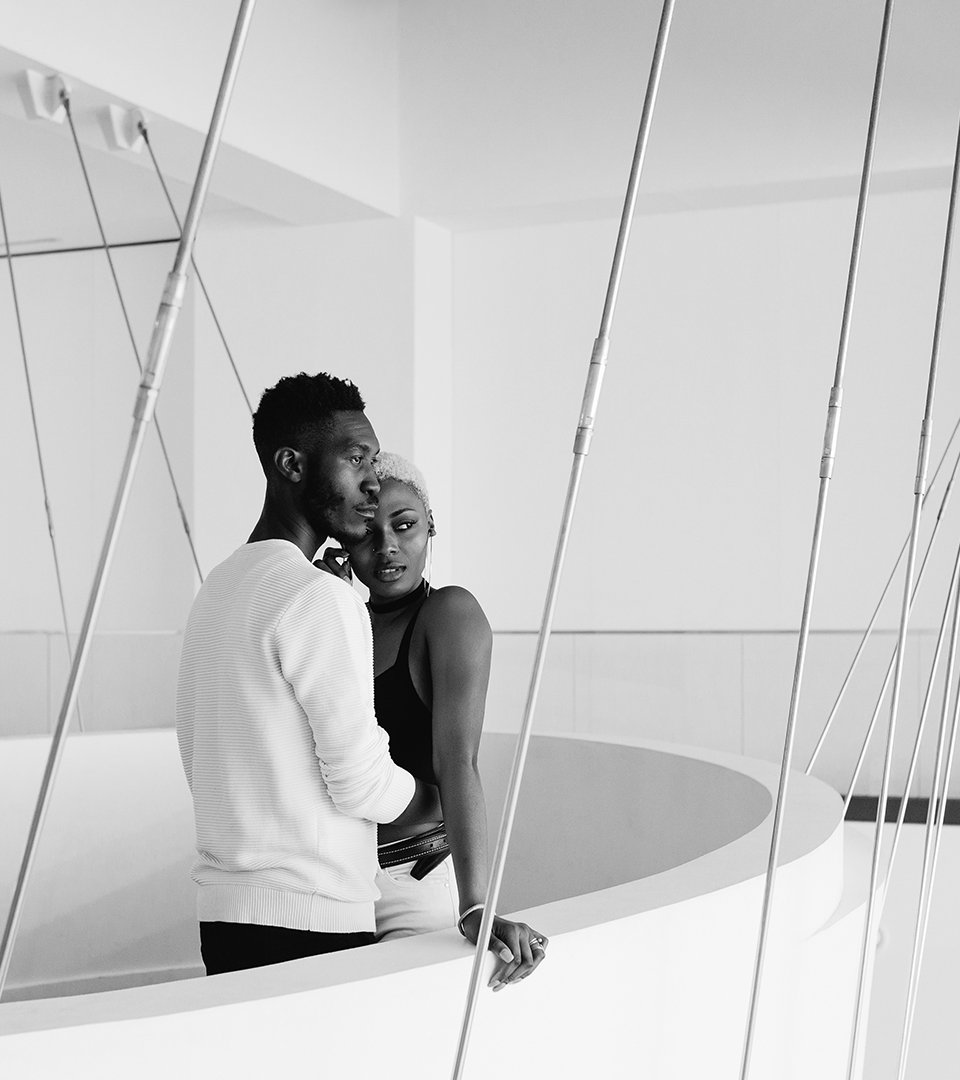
(277, 577), (415, 823)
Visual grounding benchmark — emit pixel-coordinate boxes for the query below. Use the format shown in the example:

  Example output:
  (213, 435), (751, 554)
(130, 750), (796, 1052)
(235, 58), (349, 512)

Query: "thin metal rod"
(806, 419), (960, 774)
(0, 0), (258, 1002)
(739, 3), (897, 1076)
(0, 237), (179, 259)
(139, 123), (253, 415)
(895, 585), (960, 1080)
(843, 651), (894, 815)
(0, 176), (85, 733)
(881, 101), (958, 1080)
(846, 51), (960, 1080)
(450, 2), (677, 1075)
(841, 452), (960, 814)
(882, 524), (960, 890)
(61, 95), (204, 585)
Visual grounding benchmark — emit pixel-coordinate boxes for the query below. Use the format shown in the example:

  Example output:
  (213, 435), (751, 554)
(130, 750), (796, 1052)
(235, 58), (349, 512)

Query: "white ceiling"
(2, 0), (960, 247)
(0, 36), (386, 252)
(400, 0), (960, 225)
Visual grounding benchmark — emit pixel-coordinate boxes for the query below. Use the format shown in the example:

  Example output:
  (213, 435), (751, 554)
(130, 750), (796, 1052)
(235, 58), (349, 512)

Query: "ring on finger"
(531, 937), (546, 951)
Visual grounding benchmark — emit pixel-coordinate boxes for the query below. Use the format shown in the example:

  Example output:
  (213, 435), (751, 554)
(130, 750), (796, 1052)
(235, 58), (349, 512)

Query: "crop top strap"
(395, 596), (427, 668)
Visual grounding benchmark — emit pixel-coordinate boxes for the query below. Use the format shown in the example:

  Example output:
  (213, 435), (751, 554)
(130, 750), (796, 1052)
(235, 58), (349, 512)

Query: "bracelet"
(457, 903), (485, 937)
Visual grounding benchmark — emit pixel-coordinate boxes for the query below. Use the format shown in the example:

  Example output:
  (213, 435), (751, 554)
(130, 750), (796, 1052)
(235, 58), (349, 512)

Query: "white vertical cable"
(449, 2), (677, 1075)
(739, 3), (898, 1076)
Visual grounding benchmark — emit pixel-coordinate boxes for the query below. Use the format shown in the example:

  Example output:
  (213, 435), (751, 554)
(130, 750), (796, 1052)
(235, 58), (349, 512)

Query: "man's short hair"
(252, 371), (366, 474)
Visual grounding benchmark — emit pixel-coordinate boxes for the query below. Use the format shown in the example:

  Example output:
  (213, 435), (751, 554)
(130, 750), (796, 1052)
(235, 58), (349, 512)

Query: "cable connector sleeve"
(573, 336), (610, 456)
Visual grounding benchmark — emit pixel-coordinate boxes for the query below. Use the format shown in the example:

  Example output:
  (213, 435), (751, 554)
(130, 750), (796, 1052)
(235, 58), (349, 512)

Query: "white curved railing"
(0, 729), (861, 1078)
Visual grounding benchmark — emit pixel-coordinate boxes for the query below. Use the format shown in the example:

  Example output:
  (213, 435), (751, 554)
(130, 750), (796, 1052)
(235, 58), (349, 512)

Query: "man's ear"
(273, 446), (306, 483)
(427, 512), (436, 537)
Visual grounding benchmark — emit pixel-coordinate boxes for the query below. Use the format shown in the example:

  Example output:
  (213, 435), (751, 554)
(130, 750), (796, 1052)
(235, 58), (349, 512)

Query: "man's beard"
(302, 469), (366, 544)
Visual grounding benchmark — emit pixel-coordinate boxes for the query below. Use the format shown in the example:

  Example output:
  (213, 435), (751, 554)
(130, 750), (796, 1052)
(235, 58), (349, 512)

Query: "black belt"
(378, 824), (450, 881)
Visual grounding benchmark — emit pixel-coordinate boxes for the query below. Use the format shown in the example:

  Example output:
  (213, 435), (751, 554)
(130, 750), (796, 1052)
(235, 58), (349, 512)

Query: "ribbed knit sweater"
(176, 539), (415, 933)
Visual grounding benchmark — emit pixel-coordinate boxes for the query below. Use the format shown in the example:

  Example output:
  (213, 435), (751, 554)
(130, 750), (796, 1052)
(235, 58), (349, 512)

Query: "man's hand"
(314, 547), (352, 583)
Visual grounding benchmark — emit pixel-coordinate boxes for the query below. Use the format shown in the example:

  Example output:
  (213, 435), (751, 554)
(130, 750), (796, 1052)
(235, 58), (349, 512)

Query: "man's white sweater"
(176, 539), (415, 933)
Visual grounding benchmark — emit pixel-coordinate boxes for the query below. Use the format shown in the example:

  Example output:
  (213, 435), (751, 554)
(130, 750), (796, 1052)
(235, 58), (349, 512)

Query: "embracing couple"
(175, 371), (546, 992)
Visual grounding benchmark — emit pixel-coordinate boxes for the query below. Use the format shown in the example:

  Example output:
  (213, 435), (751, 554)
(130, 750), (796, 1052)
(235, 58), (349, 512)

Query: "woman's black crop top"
(373, 600), (436, 785)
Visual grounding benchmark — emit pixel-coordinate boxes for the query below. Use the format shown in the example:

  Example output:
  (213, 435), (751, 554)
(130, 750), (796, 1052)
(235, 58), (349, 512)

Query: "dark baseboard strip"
(844, 795), (960, 825)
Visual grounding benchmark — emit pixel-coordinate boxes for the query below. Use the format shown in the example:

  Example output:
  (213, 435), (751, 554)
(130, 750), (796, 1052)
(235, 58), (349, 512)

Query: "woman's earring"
(425, 535), (433, 596)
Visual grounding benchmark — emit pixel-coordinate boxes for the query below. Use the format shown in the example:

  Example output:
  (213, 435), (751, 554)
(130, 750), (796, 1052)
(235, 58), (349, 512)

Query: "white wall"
(4, 3), (960, 808)
(9, 187), (960, 804)
(0, 213), (436, 736)
(0, 243), (195, 736)
(486, 628), (957, 799)
(190, 216), (416, 572)
(188, 213), (458, 583)
(450, 187), (960, 633)
(0, 243), (196, 633)
(448, 185), (960, 793)
(412, 217), (454, 587)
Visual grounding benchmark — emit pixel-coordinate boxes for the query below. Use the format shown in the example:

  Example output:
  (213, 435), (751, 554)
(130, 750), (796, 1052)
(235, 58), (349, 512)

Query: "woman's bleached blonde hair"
(374, 452), (431, 517)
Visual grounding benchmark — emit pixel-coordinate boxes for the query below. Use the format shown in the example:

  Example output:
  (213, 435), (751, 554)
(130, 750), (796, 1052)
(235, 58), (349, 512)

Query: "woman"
(325, 453), (547, 991)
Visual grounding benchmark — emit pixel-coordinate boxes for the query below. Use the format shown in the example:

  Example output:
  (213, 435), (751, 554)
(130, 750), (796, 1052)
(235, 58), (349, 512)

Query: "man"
(176, 371), (430, 975)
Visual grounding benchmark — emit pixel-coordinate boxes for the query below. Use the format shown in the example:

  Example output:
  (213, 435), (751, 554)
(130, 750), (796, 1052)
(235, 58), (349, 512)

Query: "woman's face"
(346, 479), (432, 602)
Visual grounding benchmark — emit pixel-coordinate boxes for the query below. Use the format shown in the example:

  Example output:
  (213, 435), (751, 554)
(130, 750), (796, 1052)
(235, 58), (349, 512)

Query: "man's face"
(302, 411), (380, 544)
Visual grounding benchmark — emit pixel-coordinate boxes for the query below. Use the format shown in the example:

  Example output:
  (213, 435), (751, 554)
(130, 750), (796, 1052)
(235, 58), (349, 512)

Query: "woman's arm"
(424, 587), (547, 989)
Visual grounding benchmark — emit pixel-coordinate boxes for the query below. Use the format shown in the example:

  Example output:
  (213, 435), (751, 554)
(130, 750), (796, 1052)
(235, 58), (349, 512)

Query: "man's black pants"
(199, 920), (375, 976)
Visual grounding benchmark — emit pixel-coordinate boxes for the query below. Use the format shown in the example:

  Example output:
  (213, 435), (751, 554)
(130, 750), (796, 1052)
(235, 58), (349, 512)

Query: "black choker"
(368, 579), (428, 614)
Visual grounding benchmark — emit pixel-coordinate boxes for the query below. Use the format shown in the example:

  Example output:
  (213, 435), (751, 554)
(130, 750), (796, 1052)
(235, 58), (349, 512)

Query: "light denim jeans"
(374, 856), (460, 941)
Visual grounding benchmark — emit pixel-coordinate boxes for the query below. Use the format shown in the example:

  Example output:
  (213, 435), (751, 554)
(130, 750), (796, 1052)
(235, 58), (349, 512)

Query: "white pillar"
(413, 217), (454, 587)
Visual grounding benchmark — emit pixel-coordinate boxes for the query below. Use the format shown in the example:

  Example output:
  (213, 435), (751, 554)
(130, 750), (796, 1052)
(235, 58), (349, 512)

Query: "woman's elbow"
(433, 751), (481, 788)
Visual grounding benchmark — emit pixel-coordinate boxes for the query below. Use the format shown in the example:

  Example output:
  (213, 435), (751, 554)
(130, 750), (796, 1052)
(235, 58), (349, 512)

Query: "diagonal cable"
(839, 443), (960, 814)
(881, 512), (960, 889)
(845, 43), (960, 1078)
(806, 413), (960, 774)
(61, 92), (203, 583)
(886, 100), (960, 1080)
(139, 121), (253, 416)
(0, 173), (85, 733)
(895, 583), (960, 1080)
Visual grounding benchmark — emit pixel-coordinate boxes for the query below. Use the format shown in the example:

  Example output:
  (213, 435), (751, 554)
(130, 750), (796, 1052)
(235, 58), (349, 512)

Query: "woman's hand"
(459, 909), (548, 991)
(314, 547), (352, 583)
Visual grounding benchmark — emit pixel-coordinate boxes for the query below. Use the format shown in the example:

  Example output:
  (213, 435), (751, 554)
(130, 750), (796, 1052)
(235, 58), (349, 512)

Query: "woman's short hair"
(374, 452), (431, 517)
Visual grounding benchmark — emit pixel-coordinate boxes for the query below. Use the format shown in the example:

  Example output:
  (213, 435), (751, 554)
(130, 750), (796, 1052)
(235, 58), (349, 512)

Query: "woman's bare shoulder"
(421, 585), (491, 639)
